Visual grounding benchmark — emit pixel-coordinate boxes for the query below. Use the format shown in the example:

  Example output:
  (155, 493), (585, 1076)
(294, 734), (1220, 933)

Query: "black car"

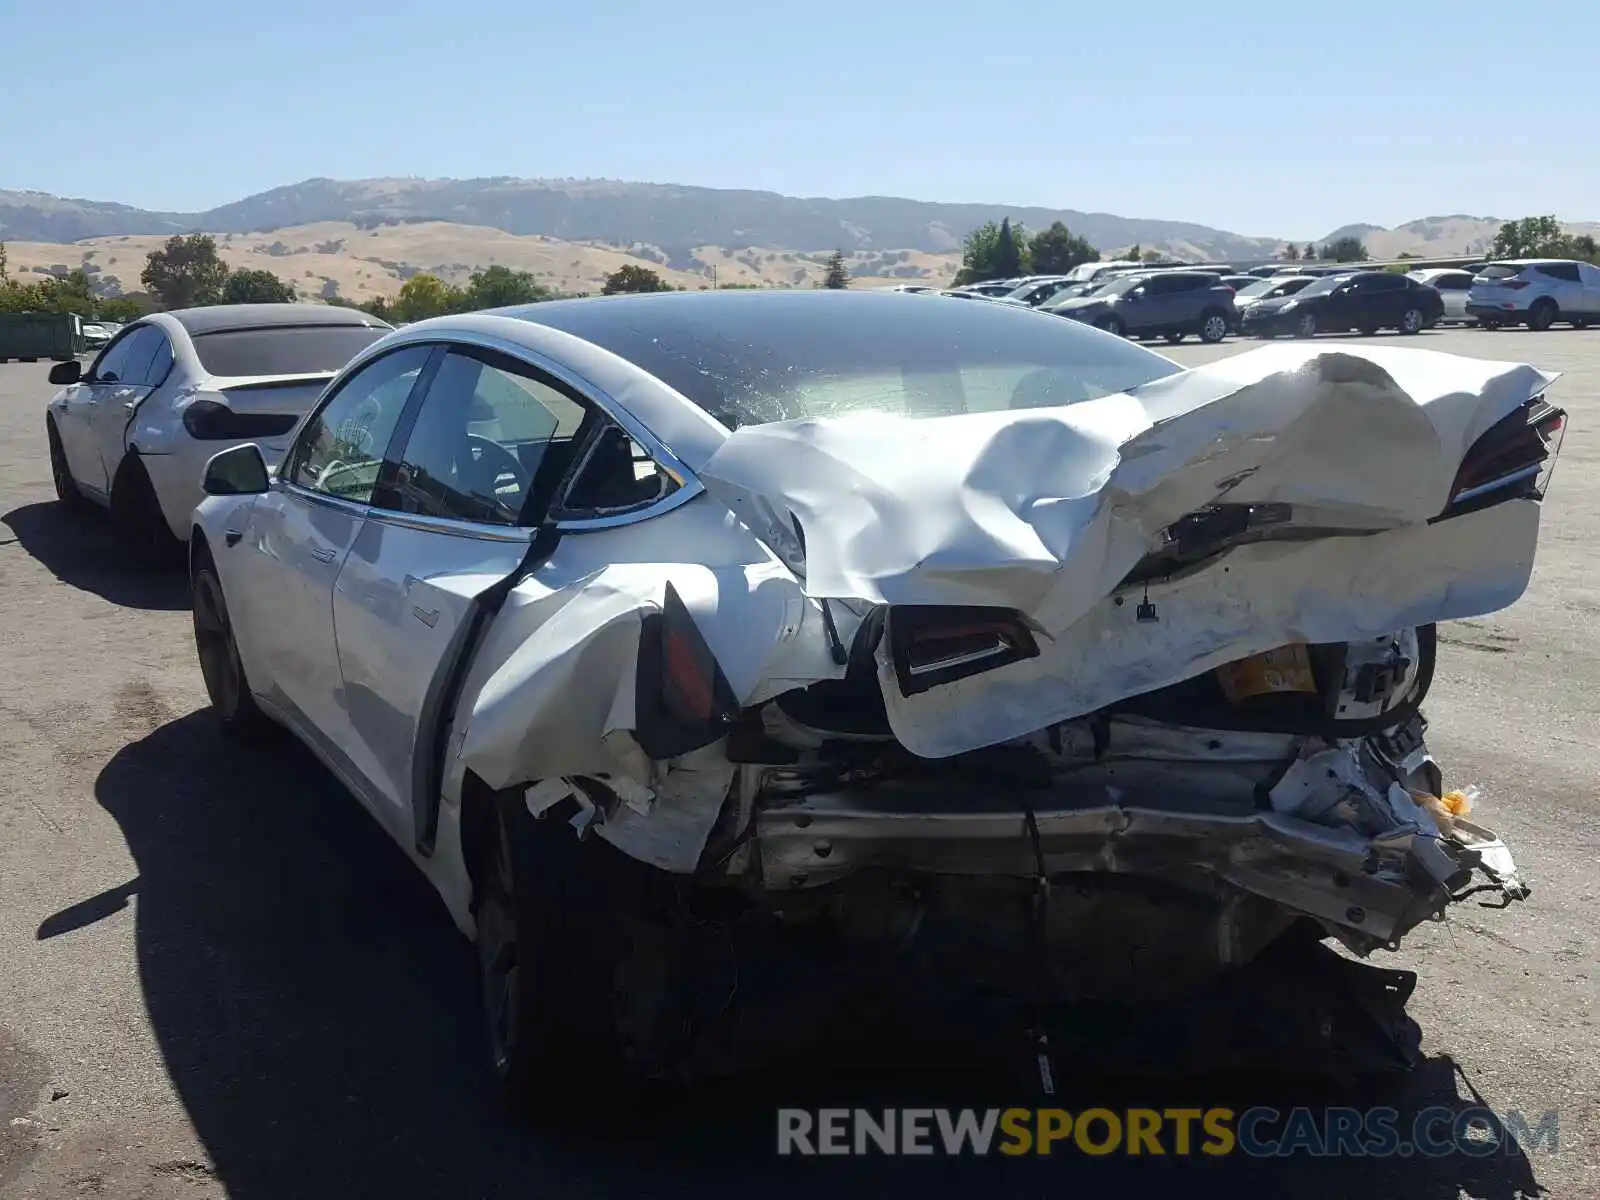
(1049, 270), (1237, 344)
(1239, 271), (1444, 339)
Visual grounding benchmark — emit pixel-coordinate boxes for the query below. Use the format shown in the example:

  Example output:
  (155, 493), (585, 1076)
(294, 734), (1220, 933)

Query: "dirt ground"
(0, 326), (1595, 1199)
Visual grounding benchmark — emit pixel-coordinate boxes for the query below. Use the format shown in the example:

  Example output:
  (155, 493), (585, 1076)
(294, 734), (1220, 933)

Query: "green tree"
(1321, 236), (1369, 263)
(1027, 222), (1097, 275)
(1490, 215), (1600, 262)
(1282, 243), (1300, 261)
(1124, 243), (1142, 263)
(601, 264), (673, 294)
(220, 268), (297, 304)
(141, 234), (230, 309)
(0, 241), (8, 280)
(463, 264), (550, 308)
(822, 249), (850, 289)
(952, 220), (1031, 285)
(394, 273), (468, 322)
(97, 296), (152, 322)
(1303, 242), (1317, 260)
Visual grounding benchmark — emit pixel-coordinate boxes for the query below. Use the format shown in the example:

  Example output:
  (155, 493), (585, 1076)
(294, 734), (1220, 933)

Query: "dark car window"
(89, 324), (155, 384)
(1535, 263), (1581, 282)
(513, 292), (1183, 428)
(121, 327), (174, 387)
(1475, 265), (1523, 281)
(1372, 274), (1407, 292)
(380, 347), (599, 526)
(1432, 273), (1472, 290)
(190, 324), (389, 378)
(288, 346), (431, 503)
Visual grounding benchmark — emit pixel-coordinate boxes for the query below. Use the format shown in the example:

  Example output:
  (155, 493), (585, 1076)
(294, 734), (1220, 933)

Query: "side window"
(1367, 275), (1404, 292)
(381, 347), (590, 526)
(558, 424), (681, 517)
(288, 345), (431, 503)
(1536, 263), (1580, 282)
(120, 327), (172, 387)
(87, 325), (149, 383)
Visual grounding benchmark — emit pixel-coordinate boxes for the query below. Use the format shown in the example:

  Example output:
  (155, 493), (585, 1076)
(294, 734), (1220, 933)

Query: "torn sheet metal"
(697, 345), (1556, 757)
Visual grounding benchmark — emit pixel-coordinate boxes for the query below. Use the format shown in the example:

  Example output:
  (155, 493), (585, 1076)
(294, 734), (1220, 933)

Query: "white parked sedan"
(187, 291), (1554, 1112)
(45, 304), (391, 560)
(1406, 267), (1476, 324)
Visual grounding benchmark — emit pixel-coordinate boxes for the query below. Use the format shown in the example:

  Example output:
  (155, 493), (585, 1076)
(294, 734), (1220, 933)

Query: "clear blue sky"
(4, 0), (1595, 240)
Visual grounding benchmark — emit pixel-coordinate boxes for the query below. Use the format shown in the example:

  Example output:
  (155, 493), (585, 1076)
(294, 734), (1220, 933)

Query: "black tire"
(1478, 317), (1501, 330)
(1294, 311), (1318, 339)
(1097, 315), (1126, 337)
(1198, 310), (1229, 344)
(1527, 300), (1557, 332)
(191, 549), (273, 741)
(110, 453), (183, 567)
(475, 793), (662, 1122)
(1571, 317), (1590, 330)
(1399, 307), (1425, 335)
(46, 418), (91, 512)
(1164, 331), (1186, 344)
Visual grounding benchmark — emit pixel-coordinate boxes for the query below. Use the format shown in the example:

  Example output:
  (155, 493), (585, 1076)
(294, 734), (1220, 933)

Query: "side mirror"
(48, 361), (82, 386)
(202, 443), (271, 496)
(1126, 287), (1145, 300)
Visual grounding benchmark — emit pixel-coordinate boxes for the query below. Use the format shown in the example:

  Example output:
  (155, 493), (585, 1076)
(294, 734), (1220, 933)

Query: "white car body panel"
(193, 318), (1555, 947)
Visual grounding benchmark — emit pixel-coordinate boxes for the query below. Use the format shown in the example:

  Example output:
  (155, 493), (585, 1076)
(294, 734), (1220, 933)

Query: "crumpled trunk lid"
(697, 344), (1558, 757)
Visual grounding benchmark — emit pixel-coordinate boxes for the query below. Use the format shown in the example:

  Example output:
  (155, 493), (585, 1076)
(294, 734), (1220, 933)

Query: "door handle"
(309, 545), (336, 564)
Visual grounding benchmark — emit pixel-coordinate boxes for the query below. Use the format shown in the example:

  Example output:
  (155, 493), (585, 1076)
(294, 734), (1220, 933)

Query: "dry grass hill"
(2, 220), (963, 301)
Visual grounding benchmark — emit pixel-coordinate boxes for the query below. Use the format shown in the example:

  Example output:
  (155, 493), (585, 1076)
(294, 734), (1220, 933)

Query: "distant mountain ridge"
(2, 176), (1287, 262)
(4, 179), (1595, 268)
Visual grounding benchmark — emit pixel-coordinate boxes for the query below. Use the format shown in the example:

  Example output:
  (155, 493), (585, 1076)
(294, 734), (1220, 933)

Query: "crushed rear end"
(455, 343), (1561, 1079)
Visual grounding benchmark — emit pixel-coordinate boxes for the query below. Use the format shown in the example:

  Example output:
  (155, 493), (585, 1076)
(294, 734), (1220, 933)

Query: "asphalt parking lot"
(0, 327), (1595, 1199)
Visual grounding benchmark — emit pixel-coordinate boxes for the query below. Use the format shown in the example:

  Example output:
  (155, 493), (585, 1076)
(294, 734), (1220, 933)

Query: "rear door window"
(190, 324), (389, 377)
(90, 325), (154, 383)
(1433, 272), (1472, 290)
(1535, 263), (1581, 282)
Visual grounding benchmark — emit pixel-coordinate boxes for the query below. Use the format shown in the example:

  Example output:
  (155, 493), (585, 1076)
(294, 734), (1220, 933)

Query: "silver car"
(1467, 259), (1600, 330)
(1406, 268), (1476, 325)
(187, 292), (1551, 1110)
(46, 304), (391, 561)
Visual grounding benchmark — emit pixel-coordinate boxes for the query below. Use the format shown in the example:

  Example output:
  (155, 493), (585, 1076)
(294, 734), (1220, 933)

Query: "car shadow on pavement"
(64, 711), (1550, 1200)
(2, 502), (187, 611)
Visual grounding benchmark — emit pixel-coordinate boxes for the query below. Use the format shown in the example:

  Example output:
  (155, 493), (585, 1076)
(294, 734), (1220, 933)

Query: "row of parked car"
(893, 255), (1600, 342)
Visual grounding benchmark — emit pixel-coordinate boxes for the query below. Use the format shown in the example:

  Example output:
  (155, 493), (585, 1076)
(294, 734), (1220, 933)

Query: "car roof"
(164, 303), (392, 335)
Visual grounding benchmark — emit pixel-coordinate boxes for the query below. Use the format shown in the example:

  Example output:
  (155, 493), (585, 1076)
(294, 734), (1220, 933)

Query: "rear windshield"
(190, 324), (389, 377)
(1474, 265), (1522, 281)
(514, 292), (1184, 428)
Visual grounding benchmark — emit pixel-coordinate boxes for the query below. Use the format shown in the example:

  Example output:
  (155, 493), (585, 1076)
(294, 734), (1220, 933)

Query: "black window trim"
(277, 342), (442, 508)
(314, 331), (707, 538)
(371, 341), (605, 532)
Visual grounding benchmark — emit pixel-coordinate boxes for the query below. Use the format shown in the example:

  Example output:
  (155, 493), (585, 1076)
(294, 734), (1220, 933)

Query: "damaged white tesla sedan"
(188, 291), (1560, 1106)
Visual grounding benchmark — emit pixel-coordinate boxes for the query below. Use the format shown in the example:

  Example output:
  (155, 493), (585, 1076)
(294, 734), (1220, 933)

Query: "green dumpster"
(0, 312), (86, 363)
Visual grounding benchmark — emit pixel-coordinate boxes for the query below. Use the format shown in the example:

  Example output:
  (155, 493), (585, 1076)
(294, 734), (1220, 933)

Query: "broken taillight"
(1441, 396), (1566, 518)
(632, 582), (741, 759)
(888, 606), (1041, 697)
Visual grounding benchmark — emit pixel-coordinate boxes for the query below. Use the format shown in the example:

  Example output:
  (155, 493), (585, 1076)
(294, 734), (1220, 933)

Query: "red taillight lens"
(1442, 399), (1566, 517)
(889, 606), (1040, 696)
(633, 582), (740, 759)
(1502, 279), (1530, 290)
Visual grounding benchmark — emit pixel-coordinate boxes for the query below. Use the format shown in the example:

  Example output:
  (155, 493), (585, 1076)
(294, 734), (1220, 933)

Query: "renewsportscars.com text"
(776, 1106), (1560, 1158)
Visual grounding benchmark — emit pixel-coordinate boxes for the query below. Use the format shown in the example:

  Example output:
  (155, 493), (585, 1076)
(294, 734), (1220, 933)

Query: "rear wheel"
(1097, 315), (1126, 337)
(46, 418), (90, 512)
(191, 550), (272, 741)
(1295, 312), (1318, 338)
(110, 453), (182, 566)
(475, 793), (663, 1122)
(1527, 300), (1557, 331)
(1399, 307), (1424, 334)
(1198, 311), (1229, 343)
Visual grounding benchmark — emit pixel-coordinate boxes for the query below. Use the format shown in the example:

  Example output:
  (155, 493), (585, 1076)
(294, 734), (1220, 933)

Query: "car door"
(52, 325), (145, 498)
(227, 343), (435, 780)
(1433, 272), (1471, 321)
(330, 343), (598, 848)
(88, 323), (172, 484)
(1534, 262), (1583, 315)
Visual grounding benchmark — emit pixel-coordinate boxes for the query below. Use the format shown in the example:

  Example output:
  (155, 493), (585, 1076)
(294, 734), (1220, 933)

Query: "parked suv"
(1049, 270), (1236, 343)
(1467, 260), (1600, 331)
(1239, 270), (1443, 338)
